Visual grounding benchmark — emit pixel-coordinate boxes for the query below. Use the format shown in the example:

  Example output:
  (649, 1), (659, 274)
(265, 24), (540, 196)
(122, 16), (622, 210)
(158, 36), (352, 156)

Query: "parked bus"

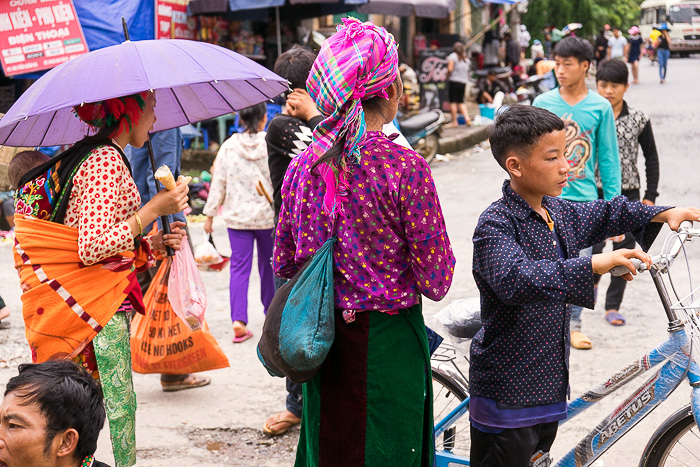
(639, 0), (700, 55)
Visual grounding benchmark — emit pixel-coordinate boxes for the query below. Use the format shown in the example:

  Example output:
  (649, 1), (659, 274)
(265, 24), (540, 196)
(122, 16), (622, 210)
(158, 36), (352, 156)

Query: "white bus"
(639, 0), (700, 55)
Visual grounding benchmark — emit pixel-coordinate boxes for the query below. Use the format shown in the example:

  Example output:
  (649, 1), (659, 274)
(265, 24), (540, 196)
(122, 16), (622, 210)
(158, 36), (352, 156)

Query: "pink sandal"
(233, 330), (253, 343)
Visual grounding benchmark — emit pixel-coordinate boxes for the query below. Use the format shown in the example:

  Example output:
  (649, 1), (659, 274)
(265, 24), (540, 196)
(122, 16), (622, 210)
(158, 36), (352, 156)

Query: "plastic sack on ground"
(169, 239), (207, 330)
(194, 234), (224, 268)
(131, 258), (229, 374)
(428, 297), (482, 355)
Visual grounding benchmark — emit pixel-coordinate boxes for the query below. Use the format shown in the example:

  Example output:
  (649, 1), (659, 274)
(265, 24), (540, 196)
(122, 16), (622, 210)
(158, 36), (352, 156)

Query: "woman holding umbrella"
(12, 90), (187, 467)
(274, 18), (455, 466)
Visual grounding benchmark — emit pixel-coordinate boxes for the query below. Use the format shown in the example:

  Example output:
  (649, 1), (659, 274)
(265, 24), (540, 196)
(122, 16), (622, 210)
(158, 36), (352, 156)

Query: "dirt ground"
(1, 55), (699, 466)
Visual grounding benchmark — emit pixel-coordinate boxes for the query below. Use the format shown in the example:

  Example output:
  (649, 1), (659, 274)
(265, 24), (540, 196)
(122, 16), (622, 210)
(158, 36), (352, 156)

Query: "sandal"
(233, 330), (253, 343)
(571, 331), (593, 350)
(263, 410), (301, 436)
(161, 374), (211, 392)
(0, 320), (9, 330)
(605, 310), (626, 326)
(233, 321), (253, 343)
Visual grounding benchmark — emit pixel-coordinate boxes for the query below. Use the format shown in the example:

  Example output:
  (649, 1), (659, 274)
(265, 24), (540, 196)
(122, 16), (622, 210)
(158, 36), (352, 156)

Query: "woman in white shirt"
(447, 41), (473, 127)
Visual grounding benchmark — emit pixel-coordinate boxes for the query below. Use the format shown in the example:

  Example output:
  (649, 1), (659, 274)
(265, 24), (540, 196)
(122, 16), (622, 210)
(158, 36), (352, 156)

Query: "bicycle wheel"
(639, 405), (700, 467)
(432, 370), (471, 458)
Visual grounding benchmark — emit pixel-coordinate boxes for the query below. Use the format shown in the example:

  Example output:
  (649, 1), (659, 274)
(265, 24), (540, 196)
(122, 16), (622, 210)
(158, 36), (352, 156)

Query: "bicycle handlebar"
(609, 221), (697, 277)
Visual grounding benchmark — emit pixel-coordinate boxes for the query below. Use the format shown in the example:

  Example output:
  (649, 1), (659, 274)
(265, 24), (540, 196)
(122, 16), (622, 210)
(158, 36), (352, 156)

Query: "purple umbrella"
(0, 38), (288, 147)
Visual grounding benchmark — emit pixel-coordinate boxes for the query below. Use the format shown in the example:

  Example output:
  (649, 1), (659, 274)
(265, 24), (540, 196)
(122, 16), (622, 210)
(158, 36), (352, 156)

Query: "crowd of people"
(0, 16), (697, 467)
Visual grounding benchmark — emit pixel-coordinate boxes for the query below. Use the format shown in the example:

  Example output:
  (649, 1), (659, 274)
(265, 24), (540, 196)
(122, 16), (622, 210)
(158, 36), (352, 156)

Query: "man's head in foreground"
(0, 361), (105, 467)
(490, 105), (569, 199)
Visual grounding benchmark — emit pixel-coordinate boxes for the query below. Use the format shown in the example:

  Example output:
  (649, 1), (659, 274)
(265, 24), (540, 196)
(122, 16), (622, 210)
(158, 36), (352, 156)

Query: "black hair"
(553, 36), (594, 64)
(239, 102), (267, 134)
(596, 58), (629, 85)
(273, 45), (317, 90)
(5, 361), (105, 461)
(489, 105), (564, 170)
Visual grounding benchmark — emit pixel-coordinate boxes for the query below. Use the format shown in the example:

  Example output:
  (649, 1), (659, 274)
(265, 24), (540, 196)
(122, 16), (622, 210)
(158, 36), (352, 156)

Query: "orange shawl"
(13, 215), (151, 362)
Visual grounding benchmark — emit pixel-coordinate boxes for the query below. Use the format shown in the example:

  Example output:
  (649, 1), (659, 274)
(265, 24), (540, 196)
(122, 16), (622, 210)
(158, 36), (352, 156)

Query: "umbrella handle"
(147, 139), (175, 257)
(160, 214), (175, 257)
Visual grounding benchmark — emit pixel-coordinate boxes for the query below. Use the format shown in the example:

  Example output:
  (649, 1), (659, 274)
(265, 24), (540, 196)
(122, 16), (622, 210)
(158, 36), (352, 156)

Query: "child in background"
(203, 103), (275, 343)
(469, 105), (699, 466)
(533, 36), (621, 350)
(592, 59), (660, 326)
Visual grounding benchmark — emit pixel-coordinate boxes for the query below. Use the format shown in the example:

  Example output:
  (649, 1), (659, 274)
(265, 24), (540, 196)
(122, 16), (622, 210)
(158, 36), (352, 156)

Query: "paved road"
(0, 54), (699, 466)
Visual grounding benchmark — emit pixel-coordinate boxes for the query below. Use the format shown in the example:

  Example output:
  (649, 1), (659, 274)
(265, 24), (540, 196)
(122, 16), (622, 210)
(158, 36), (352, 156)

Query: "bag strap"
(329, 213), (339, 239)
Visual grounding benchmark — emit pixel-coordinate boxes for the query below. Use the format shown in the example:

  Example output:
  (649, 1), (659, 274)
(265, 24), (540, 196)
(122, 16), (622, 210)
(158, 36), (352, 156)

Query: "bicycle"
(431, 222), (700, 466)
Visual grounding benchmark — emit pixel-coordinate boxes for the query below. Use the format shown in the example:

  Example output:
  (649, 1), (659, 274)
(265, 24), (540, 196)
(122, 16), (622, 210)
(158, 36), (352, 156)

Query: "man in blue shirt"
(126, 129), (210, 392)
(534, 36), (621, 350)
(470, 105), (700, 466)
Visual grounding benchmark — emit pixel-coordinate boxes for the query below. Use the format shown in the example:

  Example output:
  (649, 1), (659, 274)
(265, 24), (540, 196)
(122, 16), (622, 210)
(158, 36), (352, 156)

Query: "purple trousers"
(227, 228), (275, 324)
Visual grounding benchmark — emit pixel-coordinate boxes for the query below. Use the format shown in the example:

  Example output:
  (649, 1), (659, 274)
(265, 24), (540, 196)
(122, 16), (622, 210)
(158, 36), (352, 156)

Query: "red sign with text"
(0, 0), (87, 76)
(156, 0), (196, 40)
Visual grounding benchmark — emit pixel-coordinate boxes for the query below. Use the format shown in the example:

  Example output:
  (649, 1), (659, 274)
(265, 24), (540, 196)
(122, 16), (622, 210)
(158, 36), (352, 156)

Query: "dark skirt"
(448, 81), (467, 103)
(295, 304), (433, 467)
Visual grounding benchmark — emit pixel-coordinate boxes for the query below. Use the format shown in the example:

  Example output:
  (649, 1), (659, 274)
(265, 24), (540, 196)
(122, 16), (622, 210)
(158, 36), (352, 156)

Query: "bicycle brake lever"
(610, 258), (646, 277)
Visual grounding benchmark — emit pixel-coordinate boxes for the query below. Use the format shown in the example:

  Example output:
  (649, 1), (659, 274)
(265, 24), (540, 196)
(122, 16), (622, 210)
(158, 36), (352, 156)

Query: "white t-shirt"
(447, 52), (471, 83)
(608, 36), (628, 58)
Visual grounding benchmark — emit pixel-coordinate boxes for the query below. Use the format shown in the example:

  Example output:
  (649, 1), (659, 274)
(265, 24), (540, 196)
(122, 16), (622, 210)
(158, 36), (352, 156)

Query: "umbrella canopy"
(357, 0), (455, 18)
(562, 23), (583, 35)
(0, 39), (287, 147)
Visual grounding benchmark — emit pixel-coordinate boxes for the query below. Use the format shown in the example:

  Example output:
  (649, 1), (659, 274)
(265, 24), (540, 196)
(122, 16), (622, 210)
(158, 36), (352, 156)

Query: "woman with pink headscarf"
(273, 18), (455, 466)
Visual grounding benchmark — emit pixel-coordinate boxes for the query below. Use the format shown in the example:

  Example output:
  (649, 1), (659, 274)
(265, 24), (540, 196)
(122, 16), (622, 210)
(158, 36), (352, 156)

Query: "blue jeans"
(273, 274), (304, 418)
(657, 48), (670, 80)
(570, 246), (593, 332)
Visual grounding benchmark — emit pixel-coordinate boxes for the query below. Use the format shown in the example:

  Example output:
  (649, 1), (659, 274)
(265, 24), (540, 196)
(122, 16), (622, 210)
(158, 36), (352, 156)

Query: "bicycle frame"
(556, 327), (700, 466)
(434, 329), (700, 467)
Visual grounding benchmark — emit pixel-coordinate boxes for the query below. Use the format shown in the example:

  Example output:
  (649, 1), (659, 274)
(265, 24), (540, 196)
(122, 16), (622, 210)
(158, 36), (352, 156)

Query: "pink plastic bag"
(168, 239), (207, 330)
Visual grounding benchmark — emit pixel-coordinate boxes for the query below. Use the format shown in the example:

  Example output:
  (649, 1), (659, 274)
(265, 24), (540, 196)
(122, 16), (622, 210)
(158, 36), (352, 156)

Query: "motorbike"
(398, 109), (444, 163)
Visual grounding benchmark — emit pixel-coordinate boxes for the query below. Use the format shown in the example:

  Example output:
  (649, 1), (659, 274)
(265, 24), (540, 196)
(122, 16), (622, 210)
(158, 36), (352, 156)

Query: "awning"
(358, 0), (455, 18)
(188, 0), (229, 15)
(190, 0), (367, 15)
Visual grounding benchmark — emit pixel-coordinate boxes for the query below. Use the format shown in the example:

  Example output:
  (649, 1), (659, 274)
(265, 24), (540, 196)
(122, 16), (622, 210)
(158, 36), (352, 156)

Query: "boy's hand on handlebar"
(591, 249), (652, 281)
(652, 207), (700, 232)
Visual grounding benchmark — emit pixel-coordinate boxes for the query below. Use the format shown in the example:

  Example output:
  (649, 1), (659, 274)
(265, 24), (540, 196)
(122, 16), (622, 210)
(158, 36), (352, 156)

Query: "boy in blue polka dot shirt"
(468, 105), (700, 467)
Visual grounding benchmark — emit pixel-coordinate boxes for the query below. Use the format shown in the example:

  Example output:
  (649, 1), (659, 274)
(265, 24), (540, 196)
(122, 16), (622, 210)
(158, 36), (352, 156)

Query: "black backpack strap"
(51, 140), (127, 224)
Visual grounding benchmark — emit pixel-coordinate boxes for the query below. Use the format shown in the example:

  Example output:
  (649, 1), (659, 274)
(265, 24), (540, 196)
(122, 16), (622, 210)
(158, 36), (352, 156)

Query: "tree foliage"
(522, 0), (644, 43)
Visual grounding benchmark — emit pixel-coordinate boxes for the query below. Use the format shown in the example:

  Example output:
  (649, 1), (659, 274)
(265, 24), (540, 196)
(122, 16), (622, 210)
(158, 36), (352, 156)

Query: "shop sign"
(155, 0), (196, 40)
(417, 48), (450, 112)
(0, 0), (87, 77)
